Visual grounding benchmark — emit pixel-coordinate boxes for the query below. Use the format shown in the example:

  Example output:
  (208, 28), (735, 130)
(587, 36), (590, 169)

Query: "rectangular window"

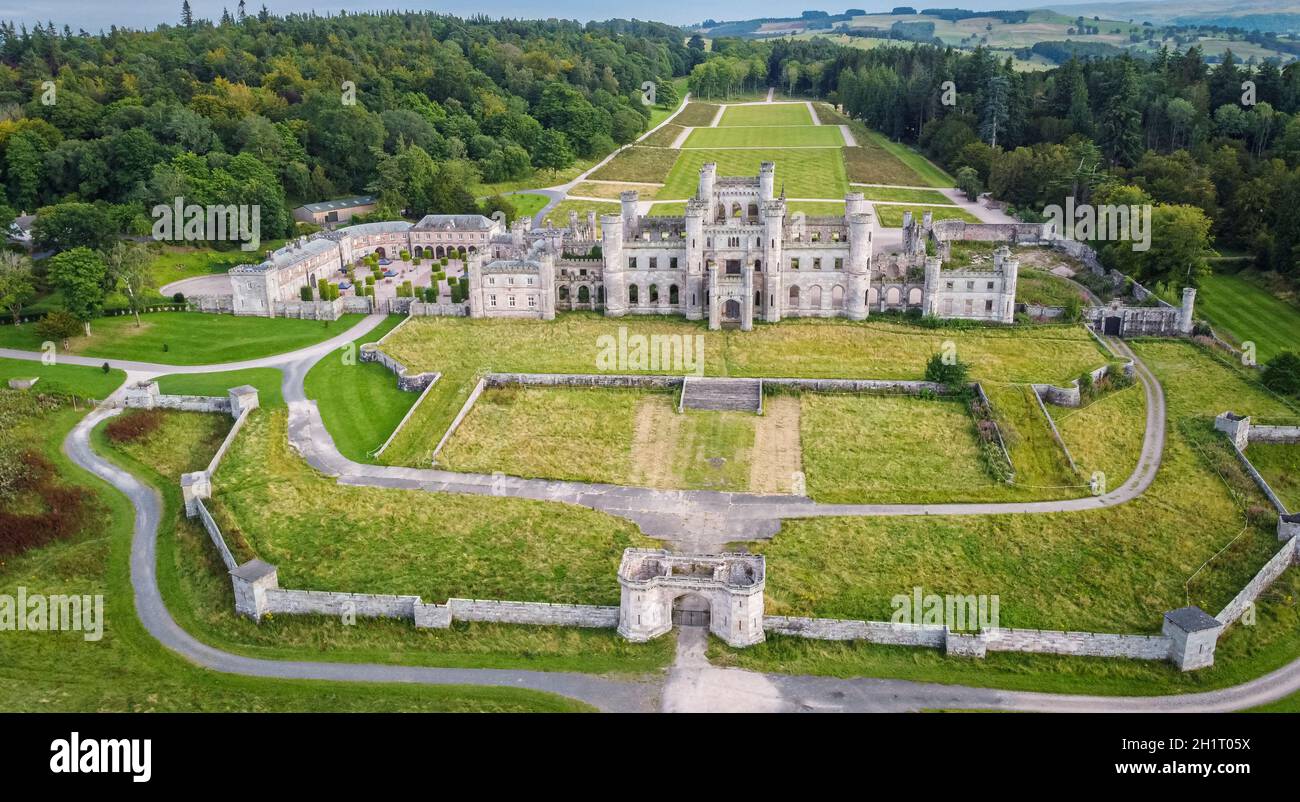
(945, 281), (953, 290)
(966, 281), (975, 290)
(791, 258), (800, 270)
(509, 296), (516, 307)
(834, 258), (843, 270)
(670, 257), (678, 270)
(628, 257), (637, 269)
(490, 295), (497, 306)
(649, 257), (658, 270)
(529, 296), (536, 307)
(985, 299), (993, 312)
(813, 258), (822, 270)
(987, 281), (995, 290)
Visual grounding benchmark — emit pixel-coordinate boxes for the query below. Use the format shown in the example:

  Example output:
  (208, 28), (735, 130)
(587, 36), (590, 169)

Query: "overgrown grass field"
(374, 315), (1112, 467)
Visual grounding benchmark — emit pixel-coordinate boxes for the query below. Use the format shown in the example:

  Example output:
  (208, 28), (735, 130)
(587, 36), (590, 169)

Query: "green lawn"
(874, 204), (980, 226)
(658, 148), (848, 200)
(1197, 271), (1300, 362)
(683, 125), (844, 148)
(0, 395), (592, 712)
(1244, 442), (1300, 511)
(505, 192), (550, 221)
(544, 200), (620, 229)
(718, 103), (812, 127)
(157, 368), (287, 408)
(147, 244), (280, 289)
(304, 315), (410, 462)
(1017, 270), (1089, 307)
(858, 186), (955, 204)
(0, 357), (126, 398)
(0, 312), (364, 366)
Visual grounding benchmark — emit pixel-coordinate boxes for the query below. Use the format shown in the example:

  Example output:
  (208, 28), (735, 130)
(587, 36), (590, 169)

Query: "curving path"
(30, 317), (1300, 711)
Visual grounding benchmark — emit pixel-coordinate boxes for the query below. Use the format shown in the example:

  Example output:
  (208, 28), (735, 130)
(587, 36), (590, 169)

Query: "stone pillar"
(1279, 513), (1300, 542)
(1214, 412), (1251, 451)
(685, 201), (705, 321)
(620, 190), (639, 234)
(413, 603), (452, 629)
(714, 589), (765, 647)
(999, 249), (1019, 324)
(1162, 606), (1222, 671)
(741, 263), (754, 331)
(123, 380), (161, 410)
(920, 256), (942, 317)
(180, 471), (211, 518)
(231, 559), (279, 620)
(845, 212), (873, 321)
(758, 161), (775, 201)
(707, 263), (720, 331)
(1179, 287), (1197, 335)
(227, 385), (260, 419)
(617, 585), (672, 642)
(600, 214), (627, 317)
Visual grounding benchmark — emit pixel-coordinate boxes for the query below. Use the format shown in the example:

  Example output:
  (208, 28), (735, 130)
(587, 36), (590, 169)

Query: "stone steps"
(681, 378), (762, 413)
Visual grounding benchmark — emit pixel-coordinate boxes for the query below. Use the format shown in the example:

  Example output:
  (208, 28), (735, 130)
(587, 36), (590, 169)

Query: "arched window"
(669, 284), (680, 305)
(886, 287), (901, 305)
(559, 286), (569, 301)
(578, 285), (591, 303)
(789, 285), (800, 306)
(811, 286), (823, 309)
(597, 286), (605, 304)
(907, 287), (922, 305)
(755, 290), (762, 308)
(832, 285), (845, 310)
(754, 260), (762, 272)
(629, 284), (639, 305)
(649, 284), (660, 303)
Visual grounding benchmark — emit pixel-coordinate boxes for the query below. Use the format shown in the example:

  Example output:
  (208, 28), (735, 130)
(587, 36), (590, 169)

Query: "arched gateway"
(617, 549), (766, 647)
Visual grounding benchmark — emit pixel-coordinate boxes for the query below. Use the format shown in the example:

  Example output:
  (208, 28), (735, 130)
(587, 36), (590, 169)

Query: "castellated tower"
(762, 198), (786, 323)
(698, 162), (717, 210)
(685, 200), (707, 321)
(921, 255), (942, 316)
(620, 190), (639, 233)
(759, 161), (776, 201)
(845, 208), (874, 321)
(600, 213), (627, 317)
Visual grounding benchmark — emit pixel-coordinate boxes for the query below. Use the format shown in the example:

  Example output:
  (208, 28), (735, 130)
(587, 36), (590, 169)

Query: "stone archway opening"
(672, 593), (711, 628)
(723, 299), (741, 321)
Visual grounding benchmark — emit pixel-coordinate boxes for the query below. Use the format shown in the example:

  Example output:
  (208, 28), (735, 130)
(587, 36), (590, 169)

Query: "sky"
(2, 0), (1097, 32)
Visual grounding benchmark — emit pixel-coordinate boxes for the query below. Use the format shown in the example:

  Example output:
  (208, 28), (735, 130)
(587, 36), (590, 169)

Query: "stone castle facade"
(230, 163), (1020, 326)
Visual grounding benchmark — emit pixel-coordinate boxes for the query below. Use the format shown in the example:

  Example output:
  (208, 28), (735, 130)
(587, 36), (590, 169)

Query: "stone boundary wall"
(192, 497), (238, 573)
(763, 616), (947, 647)
(122, 383), (230, 414)
(762, 378), (947, 395)
(185, 294), (235, 314)
(358, 342), (440, 391)
(485, 372), (683, 390)
(1216, 536), (1299, 628)
(763, 616), (1170, 660)
(1250, 425), (1300, 443)
(1032, 360), (1134, 408)
(1231, 444), (1290, 514)
(372, 376), (439, 458)
(431, 376), (488, 461)
(266, 298), (344, 320)
(205, 405), (253, 476)
(982, 628), (1171, 660)
(410, 301), (469, 317)
(447, 598), (620, 628)
(1029, 385), (1078, 474)
(263, 588), (421, 619)
(971, 382), (1015, 478)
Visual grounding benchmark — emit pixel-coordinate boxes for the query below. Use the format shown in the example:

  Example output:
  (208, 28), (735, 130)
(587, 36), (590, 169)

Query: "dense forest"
(0, 9), (694, 248)
(692, 36), (1300, 292)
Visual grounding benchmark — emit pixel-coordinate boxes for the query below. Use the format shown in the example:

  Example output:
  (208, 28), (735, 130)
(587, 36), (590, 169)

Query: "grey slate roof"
(1163, 606), (1221, 633)
(296, 195), (377, 214)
